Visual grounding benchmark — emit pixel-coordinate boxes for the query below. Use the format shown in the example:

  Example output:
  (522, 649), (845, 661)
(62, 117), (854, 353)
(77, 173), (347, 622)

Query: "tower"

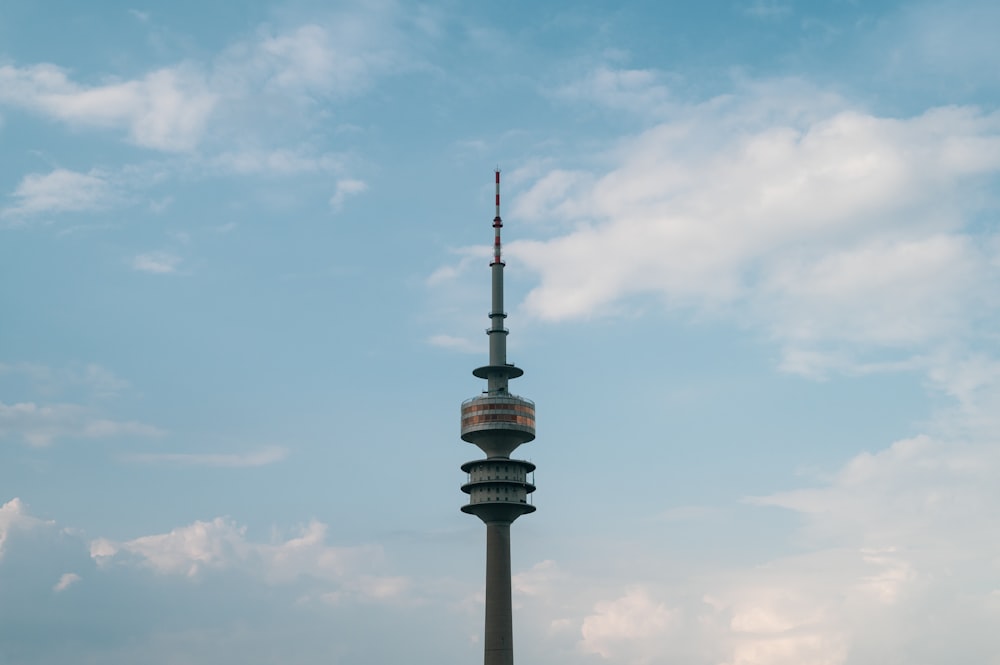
(460, 170), (537, 665)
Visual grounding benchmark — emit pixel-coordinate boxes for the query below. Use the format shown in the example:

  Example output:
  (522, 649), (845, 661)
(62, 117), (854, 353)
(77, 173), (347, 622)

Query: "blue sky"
(2, 1), (999, 663)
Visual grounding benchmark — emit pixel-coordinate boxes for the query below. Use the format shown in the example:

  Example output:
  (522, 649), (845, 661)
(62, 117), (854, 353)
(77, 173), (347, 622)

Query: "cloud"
(0, 63), (217, 151)
(210, 148), (344, 176)
(501, 428), (1000, 664)
(131, 251), (182, 274)
(580, 587), (677, 663)
(0, 500), (421, 663)
(90, 516), (408, 603)
(758, 234), (983, 347)
(513, 560), (566, 599)
(125, 445), (288, 468)
(871, 2), (1000, 94)
(553, 66), (672, 116)
(256, 24), (377, 97)
(0, 401), (163, 446)
(425, 248), (487, 286)
(742, 1), (792, 19)
(0, 498), (53, 560)
(0, 361), (129, 399)
(226, 8), (415, 101)
(427, 334), (480, 353)
(423, 246), (497, 353)
(53, 572), (81, 592)
(329, 178), (368, 211)
(749, 433), (1000, 551)
(0, 4), (419, 159)
(711, 430), (1000, 664)
(202, 11), (417, 153)
(2, 168), (112, 219)
(509, 75), (1000, 375)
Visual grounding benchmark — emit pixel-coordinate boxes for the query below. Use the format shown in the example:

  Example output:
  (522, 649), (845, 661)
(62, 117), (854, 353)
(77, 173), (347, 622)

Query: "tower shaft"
(484, 523), (514, 665)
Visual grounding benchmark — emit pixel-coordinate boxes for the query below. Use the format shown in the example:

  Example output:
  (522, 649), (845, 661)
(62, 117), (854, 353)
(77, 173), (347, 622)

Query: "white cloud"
(427, 334), (480, 353)
(126, 445), (288, 468)
(0, 401), (163, 446)
(708, 433), (1000, 664)
(0, 7), (420, 195)
(91, 516), (408, 603)
(3, 168), (112, 219)
(210, 148), (345, 176)
(509, 75), (1000, 375)
(235, 9), (412, 100)
(329, 178), (368, 211)
(580, 587), (677, 663)
(0, 361), (129, 398)
(874, 2), (1000, 92)
(53, 572), (81, 592)
(759, 234), (983, 347)
(749, 433), (1000, 551)
(0, 8), (410, 157)
(91, 518), (249, 577)
(553, 66), (672, 116)
(562, 429), (1000, 664)
(0, 498), (53, 560)
(513, 560), (565, 598)
(202, 11), (414, 149)
(131, 251), (182, 274)
(0, 63), (217, 151)
(259, 25), (372, 96)
(742, 1), (792, 19)
(425, 248), (487, 286)
(510, 169), (593, 223)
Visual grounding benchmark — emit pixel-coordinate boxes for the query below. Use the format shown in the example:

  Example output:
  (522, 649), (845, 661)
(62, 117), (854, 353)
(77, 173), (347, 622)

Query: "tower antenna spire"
(459, 170), (538, 665)
(492, 168), (503, 266)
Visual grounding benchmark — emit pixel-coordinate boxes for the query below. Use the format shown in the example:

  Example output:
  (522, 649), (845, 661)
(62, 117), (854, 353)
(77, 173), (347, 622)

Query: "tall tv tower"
(460, 170), (537, 665)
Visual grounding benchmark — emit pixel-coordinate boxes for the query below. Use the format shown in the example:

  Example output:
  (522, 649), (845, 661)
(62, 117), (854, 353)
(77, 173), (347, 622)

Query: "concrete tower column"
(484, 522), (514, 665)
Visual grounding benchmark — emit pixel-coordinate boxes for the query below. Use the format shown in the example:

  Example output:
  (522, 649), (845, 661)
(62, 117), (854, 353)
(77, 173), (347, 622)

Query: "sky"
(1, 1), (999, 663)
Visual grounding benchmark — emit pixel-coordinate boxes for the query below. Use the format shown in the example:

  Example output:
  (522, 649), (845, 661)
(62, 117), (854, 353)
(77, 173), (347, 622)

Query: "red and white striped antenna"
(492, 169), (503, 265)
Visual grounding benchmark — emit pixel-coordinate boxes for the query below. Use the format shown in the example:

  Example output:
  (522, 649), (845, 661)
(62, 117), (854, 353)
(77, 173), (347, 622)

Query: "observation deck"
(461, 394), (535, 443)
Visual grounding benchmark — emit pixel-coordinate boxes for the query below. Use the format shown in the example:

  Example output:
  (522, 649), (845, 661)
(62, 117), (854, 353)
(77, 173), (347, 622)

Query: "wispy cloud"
(2, 168), (112, 220)
(329, 178), (368, 211)
(0, 63), (217, 151)
(126, 445), (289, 468)
(53, 572), (81, 592)
(0, 401), (163, 446)
(742, 0), (792, 19)
(209, 147), (345, 176)
(553, 65), (673, 116)
(254, 24), (382, 98)
(131, 251), (182, 274)
(0, 361), (129, 399)
(427, 334), (480, 353)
